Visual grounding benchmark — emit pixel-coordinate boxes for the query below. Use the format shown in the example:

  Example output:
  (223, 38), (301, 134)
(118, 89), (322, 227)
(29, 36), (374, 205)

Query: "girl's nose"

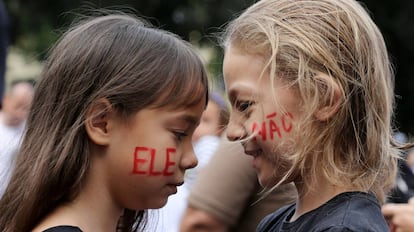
(226, 115), (247, 141)
(180, 144), (198, 170)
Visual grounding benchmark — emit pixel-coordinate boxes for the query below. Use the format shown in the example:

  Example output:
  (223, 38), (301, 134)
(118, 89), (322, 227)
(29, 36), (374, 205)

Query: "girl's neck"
(34, 197), (121, 232)
(33, 158), (124, 232)
(291, 177), (361, 222)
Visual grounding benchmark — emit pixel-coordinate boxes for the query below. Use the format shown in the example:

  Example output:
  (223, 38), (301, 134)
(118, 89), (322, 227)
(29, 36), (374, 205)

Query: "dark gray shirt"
(257, 192), (389, 232)
(42, 226), (83, 232)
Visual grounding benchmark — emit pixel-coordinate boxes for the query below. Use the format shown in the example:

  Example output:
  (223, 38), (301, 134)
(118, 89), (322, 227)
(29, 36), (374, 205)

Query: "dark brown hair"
(0, 14), (208, 232)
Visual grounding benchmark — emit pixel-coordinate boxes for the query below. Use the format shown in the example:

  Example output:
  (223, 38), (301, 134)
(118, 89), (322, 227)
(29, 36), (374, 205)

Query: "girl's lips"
(167, 185), (177, 194)
(244, 149), (263, 158)
(167, 181), (183, 194)
(244, 149), (263, 169)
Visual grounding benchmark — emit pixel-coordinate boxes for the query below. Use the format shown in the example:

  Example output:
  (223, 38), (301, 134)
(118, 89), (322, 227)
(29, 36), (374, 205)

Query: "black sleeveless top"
(42, 226), (83, 232)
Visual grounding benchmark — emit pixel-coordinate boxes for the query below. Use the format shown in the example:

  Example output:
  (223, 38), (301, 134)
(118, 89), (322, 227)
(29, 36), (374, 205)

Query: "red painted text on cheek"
(132, 146), (176, 176)
(251, 112), (293, 141)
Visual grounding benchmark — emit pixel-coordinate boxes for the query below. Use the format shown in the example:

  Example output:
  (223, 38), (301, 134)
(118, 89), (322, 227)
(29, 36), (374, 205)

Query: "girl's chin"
(257, 169), (285, 188)
(257, 177), (267, 187)
(147, 198), (168, 210)
(257, 172), (275, 188)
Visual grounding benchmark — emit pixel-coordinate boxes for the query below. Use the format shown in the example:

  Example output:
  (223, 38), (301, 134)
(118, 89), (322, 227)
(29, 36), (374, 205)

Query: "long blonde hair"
(223, 0), (400, 202)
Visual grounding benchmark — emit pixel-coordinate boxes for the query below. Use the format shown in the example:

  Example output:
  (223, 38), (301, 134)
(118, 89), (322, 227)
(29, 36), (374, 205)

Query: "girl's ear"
(85, 98), (113, 146)
(313, 73), (343, 121)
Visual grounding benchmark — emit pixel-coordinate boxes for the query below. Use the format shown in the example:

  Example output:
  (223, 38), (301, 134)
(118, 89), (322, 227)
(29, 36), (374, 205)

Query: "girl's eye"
(173, 131), (188, 142)
(235, 100), (253, 113)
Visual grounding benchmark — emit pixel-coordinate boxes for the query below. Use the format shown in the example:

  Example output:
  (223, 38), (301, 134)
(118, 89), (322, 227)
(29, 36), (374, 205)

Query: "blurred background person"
(185, 91), (228, 189)
(0, 80), (34, 197)
(387, 132), (414, 204)
(388, 148), (414, 203)
(180, 139), (297, 232)
(383, 197), (414, 232)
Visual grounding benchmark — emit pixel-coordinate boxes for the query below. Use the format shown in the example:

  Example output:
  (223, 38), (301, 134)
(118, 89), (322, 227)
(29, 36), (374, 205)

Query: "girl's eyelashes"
(173, 130), (188, 142)
(235, 100), (254, 113)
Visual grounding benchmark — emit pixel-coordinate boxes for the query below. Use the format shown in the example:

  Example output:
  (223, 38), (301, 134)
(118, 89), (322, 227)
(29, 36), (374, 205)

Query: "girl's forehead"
(156, 101), (206, 126)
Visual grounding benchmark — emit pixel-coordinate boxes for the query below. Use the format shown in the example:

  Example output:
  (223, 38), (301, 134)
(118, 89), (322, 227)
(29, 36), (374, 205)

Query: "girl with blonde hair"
(222, 0), (409, 231)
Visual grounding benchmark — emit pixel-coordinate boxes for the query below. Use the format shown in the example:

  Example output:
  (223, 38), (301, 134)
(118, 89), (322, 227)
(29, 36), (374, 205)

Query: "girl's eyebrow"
(228, 89), (239, 105)
(228, 84), (256, 105)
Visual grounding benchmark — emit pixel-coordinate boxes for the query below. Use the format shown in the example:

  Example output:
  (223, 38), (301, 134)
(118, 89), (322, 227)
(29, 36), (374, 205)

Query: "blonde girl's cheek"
(249, 111), (294, 142)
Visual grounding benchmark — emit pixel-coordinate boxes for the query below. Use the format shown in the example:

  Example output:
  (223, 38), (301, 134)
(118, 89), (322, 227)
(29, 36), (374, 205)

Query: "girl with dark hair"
(0, 14), (209, 232)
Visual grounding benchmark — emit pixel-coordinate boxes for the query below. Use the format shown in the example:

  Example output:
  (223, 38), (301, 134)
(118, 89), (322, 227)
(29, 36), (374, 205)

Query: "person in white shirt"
(0, 81), (34, 197)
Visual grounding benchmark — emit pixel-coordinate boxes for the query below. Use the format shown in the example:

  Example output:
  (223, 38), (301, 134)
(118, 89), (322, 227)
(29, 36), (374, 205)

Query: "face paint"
(251, 112), (294, 141)
(132, 146), (176, 176)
